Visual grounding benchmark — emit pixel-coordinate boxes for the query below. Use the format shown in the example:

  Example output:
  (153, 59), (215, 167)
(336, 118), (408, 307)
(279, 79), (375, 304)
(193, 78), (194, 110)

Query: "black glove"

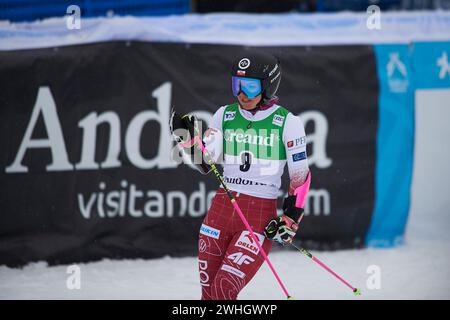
(169, 109), (211, 174)
(264, 195), (304, 245)
(169, 110), (197, 144)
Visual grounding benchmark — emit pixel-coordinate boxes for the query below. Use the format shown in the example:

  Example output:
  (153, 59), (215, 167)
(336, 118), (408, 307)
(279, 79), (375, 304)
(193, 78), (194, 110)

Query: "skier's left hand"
(264, 215), (298, 245)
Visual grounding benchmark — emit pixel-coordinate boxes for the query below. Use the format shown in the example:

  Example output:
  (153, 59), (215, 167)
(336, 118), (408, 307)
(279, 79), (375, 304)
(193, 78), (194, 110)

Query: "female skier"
(170, 51), (311, 300)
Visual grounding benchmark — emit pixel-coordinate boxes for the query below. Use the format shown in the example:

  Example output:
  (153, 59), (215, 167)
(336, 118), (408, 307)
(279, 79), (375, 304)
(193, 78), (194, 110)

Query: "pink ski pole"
(291, 214), (361, 296)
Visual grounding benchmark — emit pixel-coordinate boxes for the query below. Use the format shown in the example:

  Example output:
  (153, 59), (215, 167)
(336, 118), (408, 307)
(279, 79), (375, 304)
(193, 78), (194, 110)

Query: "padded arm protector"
(293, 171), (311, 209)
(283, 171), (311, 222)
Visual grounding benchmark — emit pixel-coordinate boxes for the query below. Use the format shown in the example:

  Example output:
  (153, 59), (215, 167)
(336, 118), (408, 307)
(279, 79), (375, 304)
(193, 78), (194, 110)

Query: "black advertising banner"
(0, 42), (377, 266)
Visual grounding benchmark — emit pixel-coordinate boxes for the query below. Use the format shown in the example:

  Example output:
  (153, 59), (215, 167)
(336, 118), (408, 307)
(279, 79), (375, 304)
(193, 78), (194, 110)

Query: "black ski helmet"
(231, 51), (282, 100)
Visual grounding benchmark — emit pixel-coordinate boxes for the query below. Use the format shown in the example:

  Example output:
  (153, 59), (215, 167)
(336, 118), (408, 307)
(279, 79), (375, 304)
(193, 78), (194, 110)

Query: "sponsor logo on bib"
(224, 130), (276, 147)
(272, 114), (284, 127)
(224, 111), (236, 121)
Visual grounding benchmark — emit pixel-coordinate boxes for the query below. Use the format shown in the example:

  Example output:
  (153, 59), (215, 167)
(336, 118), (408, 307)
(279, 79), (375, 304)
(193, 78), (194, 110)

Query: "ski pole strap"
(178, 115), (212, 175)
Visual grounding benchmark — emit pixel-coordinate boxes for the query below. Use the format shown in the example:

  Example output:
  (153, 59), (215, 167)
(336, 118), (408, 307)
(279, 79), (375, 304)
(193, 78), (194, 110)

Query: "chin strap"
(293, 171), (311, 209)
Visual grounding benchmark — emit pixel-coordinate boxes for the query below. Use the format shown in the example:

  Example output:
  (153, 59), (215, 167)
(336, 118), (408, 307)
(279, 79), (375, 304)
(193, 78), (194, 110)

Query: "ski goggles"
(231, 76), (262, 99)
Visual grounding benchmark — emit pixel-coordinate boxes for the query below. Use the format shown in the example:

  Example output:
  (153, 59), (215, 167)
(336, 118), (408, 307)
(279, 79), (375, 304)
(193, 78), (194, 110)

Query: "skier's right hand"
(169, 110), (197, 143)
(170, 110), (212, 175)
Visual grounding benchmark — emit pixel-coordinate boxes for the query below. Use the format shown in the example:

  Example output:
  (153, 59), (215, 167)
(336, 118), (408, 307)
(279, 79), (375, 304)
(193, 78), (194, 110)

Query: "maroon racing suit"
(198, 188), (277, 300)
